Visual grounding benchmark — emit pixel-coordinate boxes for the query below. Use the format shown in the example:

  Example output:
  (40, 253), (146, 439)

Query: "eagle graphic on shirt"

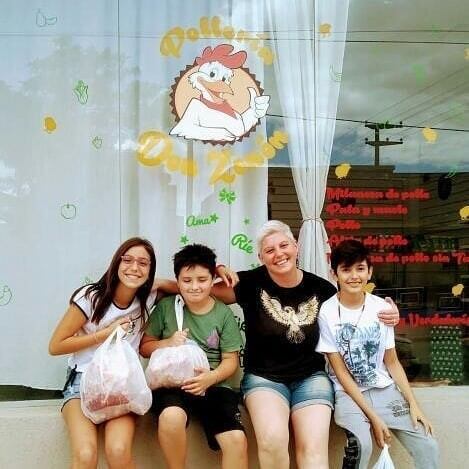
(260, 289), (319, 343)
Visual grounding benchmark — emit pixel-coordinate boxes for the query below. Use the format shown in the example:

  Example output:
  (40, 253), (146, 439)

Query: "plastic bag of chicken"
(80, 326), (152, 424)
(145, 338), (210, 389)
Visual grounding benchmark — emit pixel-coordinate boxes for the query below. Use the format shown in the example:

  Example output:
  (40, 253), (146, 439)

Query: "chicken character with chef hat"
(170, 44), (270, 143)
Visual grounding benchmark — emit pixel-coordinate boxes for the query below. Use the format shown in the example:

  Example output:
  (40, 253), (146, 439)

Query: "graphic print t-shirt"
(146, 295), (243, 386)
(316, 293), (395, 391)
(234, 266), (337, 382)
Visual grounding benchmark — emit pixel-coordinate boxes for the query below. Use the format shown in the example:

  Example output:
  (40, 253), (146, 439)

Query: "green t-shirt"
(146, 295), (243, 384)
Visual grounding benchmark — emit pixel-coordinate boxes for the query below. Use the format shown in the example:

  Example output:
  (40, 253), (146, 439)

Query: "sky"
(330, 0), (469, 172)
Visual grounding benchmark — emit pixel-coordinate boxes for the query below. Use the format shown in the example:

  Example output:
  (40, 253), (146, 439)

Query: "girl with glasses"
(49, 237), (157, 469)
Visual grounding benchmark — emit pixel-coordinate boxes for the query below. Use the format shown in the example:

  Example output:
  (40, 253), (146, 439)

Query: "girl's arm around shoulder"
(48, 303), (130, 355)
(384, 348), (434, 435)
(152, 278), (179, 299)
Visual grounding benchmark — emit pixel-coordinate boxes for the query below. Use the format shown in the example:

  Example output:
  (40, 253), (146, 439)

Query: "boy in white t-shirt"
(316, 240), (439, 469)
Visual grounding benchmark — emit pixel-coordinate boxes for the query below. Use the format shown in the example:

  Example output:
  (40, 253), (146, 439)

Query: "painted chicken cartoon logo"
(169, 44), (270, 144)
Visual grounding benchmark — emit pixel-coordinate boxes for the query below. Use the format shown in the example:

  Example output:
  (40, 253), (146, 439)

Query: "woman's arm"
(211, 283), (237, 304)
(181, 351), (239, 396)
(377, 297), (400, 326)
(48, 304), (130, 355)
(384, 348), (434, 435)
(327, 352), (391, 448)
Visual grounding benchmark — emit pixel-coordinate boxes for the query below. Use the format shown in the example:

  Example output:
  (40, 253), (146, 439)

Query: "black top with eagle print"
(235, 266), (337, 382)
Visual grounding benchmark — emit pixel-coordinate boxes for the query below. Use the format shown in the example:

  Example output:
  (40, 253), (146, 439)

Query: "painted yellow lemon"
(319, 23), (332, 37)
(422, 127), (437, 143)
(459, 205), (469, 220)
(44, 116), (57, 133)
(452, 284), (464, 297)
(363, 282), (376, 293)
(464, 48), (469, 60)
(335, 163), (351, 179)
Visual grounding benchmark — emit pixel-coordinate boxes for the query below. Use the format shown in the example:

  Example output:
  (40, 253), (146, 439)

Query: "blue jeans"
(241, 371), (334, 411)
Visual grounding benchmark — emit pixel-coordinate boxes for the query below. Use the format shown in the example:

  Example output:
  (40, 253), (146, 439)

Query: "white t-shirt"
(316, 293), (395, 392)
(68, 286), (157, 372)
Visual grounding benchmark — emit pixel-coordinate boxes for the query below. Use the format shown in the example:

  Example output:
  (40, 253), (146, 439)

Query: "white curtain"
(0, 0), (269, 389)
(266, 0), (349, 279)
(135, 0), (269, 278)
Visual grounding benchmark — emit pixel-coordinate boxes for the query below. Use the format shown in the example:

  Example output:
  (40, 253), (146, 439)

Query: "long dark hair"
(70, 237), (157, 325)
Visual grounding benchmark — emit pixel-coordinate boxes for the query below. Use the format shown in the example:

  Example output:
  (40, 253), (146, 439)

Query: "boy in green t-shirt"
(140, 244), (247, 469)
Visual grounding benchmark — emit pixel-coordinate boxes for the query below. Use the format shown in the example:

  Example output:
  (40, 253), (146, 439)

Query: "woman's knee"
(256, 427), (289, 456)
(295, 443), (327, 467)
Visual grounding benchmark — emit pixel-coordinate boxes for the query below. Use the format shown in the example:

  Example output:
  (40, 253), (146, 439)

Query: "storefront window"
(1, 0), (467, 400)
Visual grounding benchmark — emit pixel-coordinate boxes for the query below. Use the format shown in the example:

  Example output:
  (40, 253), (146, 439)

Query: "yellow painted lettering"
(258, 46), (274, 65)
(136, 131), (172, 167)
(211, 16), (222, 37)
(208, 148), (231, 185)
(186, 28), (200, 41)
(221, 170), (236, 183)
(233, 158), (248, 175)
(199, 16), (212, 37)
(268, 130), (288, 149)
(223, 26), (235, 40)
(180, 158), (198, 177)
(160, 27), (185, 57)
(244, 151), (264, 167)
(166, 154), (181, 172)
(261, 142), (276, 159)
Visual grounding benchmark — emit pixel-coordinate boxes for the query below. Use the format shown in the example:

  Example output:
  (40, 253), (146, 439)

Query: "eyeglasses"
(121, 255), (151, 268)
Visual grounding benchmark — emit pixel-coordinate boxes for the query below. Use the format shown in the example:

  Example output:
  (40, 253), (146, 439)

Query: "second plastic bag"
(80, 326), (152, 424)
(372, 444), (395, 469)
(145, 295), (210, 389)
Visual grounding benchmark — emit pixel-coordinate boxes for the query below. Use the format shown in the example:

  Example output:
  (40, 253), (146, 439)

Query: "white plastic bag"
(80, 326), (152, 424)
(372, 444), (395, 469)
(145, 295), (210, 389)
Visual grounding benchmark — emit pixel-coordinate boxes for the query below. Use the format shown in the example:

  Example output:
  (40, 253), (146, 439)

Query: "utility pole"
(365, 121), (403, 166)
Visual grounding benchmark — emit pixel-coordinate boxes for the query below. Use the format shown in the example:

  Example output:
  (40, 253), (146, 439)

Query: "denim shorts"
(61, 366), (82, 410)
(240, 371), (334, 412)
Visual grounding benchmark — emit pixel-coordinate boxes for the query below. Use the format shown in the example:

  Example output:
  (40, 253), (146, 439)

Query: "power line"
(336, 65), (469, 141)
(266, 113), (469, 132)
